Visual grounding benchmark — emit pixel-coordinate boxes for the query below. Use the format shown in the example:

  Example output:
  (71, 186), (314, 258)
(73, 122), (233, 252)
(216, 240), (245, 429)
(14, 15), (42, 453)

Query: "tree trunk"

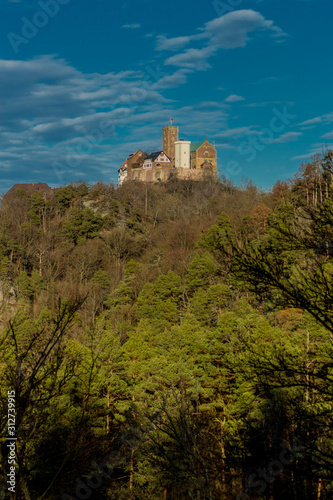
(20, 474), (32, 500)
(317, 477), (322, 499)
(106, 387), (110, 434)
(130, 448), (135, 498)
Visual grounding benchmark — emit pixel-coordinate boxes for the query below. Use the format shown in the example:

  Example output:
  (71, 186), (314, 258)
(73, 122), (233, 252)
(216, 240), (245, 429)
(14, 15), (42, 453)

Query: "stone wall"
(127, 166), (216, 183)
(190, 140), (217, 172)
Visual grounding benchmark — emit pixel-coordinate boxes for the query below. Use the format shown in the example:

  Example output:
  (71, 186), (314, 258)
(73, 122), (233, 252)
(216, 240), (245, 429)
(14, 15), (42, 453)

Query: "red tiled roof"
(5, 182), (53, 197)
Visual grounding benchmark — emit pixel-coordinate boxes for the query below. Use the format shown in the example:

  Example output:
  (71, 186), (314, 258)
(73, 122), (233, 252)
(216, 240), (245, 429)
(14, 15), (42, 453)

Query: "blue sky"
(0, 0), (332, 191)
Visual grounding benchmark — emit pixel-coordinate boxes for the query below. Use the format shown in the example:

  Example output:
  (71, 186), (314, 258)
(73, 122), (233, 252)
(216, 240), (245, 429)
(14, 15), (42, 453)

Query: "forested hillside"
(1, 152), (333, 499)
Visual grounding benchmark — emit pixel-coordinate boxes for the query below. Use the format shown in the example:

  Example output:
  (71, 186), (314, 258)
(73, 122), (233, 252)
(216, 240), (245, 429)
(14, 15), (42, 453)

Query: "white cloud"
(151, 69), (192, 89)
(122, 24), (141, 29)
(198, 101), (226, 109)
(201, 10), (286, 49)
(165, 47), (214, 70)
(161, 10), (287, 70)
(300, 112), (333, 127)
(225, 94), (245, 103)
(0, 55), (182, 137)
(156, 35), (192, 51)
(321, 130), (333, 140)
(215, 126), (259, 139)
(291, 143), (333, 161)
(291, 153), (312, 161)
(272, 132), (302, 143)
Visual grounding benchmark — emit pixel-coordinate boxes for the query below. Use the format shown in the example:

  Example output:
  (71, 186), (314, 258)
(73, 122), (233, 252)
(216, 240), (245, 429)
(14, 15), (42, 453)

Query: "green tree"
(186, 252), (218, 294)
(61, 208), (103, 245)
(0, 296), (88, 499)
(132, 271), (183, 326)
(190, 283), (231, 326)
(15, 271), (44, 302)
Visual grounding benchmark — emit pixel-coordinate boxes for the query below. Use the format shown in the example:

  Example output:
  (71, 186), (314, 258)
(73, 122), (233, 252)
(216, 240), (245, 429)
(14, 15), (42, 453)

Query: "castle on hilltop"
(118, 123), (217, 185)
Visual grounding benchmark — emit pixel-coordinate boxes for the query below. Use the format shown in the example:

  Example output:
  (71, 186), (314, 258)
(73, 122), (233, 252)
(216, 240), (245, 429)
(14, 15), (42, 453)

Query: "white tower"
(175, 140), (191, 169)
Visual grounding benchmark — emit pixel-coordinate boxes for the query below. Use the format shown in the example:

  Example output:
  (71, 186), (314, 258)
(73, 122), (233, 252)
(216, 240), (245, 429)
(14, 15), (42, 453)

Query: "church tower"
(163, 121), (179, 166)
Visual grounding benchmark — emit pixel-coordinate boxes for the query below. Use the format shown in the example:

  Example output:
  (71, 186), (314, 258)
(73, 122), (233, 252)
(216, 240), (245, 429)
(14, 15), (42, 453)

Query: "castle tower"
(175, 140), (191, 169)
(163, 122), (179, 166)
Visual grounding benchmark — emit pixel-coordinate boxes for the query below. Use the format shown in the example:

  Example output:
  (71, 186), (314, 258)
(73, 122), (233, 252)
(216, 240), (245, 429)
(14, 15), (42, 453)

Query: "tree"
(61, 208), (103, 245)
(213, 200), (333, 496)
(132, 271), (184, 327)
(0, 295), (87, 499)
(228, 202), (333, 332)
(186, 252), (219, 294)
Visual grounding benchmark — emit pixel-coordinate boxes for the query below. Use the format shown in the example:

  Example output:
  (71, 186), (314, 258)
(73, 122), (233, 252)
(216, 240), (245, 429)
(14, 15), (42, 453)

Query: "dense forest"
(1, 151), (333, 499)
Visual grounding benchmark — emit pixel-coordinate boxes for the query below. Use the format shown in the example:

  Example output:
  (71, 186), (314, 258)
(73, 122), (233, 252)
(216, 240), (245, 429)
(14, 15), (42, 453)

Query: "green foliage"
(109, 198), (119, 215)
(2, 174), (333, 499)
(196, 212), (235, 256)
(73, 182), (89, 198)
(186, 252), (218, 293)
(133, 271), (183, 325)
(15, 271), (44, 301)
(106, 260), (142, 309)
(61, 207), (103, 244)
(92, 269), (110, 289)
(55, 186), (74, 211)
(190, 283), (231, 325)
(231, 202), (333, 331)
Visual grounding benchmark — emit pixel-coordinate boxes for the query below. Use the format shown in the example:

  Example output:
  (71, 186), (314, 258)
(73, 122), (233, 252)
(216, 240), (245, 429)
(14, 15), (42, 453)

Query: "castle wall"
(191, 141), (217, 172)
(127, 166), (174, 183)
(127, 150), (147, 173)
(176, 168), (215, 180)
(126, 166), (215, 183)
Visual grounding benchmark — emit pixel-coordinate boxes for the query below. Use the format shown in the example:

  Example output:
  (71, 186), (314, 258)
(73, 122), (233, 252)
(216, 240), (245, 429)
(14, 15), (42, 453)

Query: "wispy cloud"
(160, 10), (287, 71)
(215, 126), (259, 139)
(150, 69), (191, 90)
(291, 142), (333, 161)
(321, 130), (333, 140)
(122, 24), (141, 29)
(225, 94), (245, 103)
(156, 35), (192, 51)
(165, 47), (214, 70)
(272, 131), (302, 143)
(244, 101), (294, 108)
(252, 76), (288, 85)
(300, 112), (333, 127)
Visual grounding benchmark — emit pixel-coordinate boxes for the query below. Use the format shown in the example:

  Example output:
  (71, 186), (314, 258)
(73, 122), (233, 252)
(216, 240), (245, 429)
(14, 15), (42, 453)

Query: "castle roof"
(145, 151), (171, 162)
(127, 150), (143, 159)
(5, 182), (52, 198)
(190, 141), (205, 152)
